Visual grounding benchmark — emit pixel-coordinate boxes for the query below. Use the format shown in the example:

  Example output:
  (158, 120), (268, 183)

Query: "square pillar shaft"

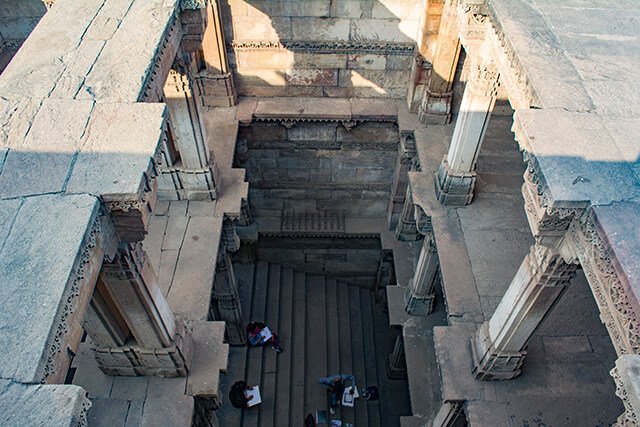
(435, 52), (499, 206)
(405, 234), (438, 316)
(471, 243), (578, 380)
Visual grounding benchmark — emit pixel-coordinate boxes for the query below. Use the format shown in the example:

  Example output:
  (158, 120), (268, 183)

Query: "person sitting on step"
(318, 373), (356, 415)
(246, 321), (283, 353)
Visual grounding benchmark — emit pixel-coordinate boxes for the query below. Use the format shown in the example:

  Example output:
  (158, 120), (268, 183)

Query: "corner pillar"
(395, 184), (420, 241)
(209, 224), (245, 346)
(405, 234), (439, 315)
(471, 243), (578, 380)
(435, 53), (499, 206)
(418, 0), (462, 124)
(85, 242), (192, 376)
(160, 62), (219, 201)
(388, 130), (418, 229)
(387, 334), (408, 379)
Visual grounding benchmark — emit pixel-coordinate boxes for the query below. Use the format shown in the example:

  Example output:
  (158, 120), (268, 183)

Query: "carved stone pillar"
(387, 334), (408, 379)
(435, 55), (499, 206)
(611, 355), (640, 426)
(388, 130), (417, 230)
(161, 63), (219, 201)
(395, 184), (420, 241)
(85, 242), (192, 376)
(471, 243), (578, 380)
(209, 249), (246, 346)
(418, 0), (462, 124)
(186, 0), (236, 107)
(405, 234), (439, 316)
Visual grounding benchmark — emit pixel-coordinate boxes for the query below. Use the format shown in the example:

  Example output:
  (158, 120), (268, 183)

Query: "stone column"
(435, 54), (499, 206)
(188, 0), (236, 107)
(418, 0), (462, 124)
(85, 242), (192, 376)
(162, 63), (219, 200)
(395, 184), (420, 241)
(388, 130), (417, 229)
(387, 334), (408, 379)
(405, 234), (439, 316)
(210, 247), (246, 346)
(471, 243), (578, 380)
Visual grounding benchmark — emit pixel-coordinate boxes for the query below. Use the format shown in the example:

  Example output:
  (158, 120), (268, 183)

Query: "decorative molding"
(230, 40), (416, 56)
(253, 117), (397, 126)
(568, 214), (640, 356)
(611, 356), (640, 426)
(43, 213), (104, 381)
(141, 14), (180, 103)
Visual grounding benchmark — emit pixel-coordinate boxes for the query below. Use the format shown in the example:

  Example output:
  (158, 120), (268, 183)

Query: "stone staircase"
(217, 260), (408, 427)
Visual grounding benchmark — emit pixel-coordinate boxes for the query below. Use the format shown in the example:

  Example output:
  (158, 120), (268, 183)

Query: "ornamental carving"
(611, 358), (640, 426)
(43, 214), (104, 381)
(230, 40), (415, 56)
(568, 214), (640, 356)
(467, 62), (500, 97)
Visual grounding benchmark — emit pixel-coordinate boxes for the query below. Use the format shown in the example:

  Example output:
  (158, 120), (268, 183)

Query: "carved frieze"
(611, 356), (640, 426)
(568, 213), (640, 357)
(230, 40), (415, 56)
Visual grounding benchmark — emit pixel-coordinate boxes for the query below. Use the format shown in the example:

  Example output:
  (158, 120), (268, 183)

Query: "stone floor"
(216, 259), (412, 427)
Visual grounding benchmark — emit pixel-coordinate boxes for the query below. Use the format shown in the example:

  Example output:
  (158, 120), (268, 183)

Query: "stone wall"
(221, 0), (420, 98)
(238, 120), (398, 218)
(255, 235), (382, 283)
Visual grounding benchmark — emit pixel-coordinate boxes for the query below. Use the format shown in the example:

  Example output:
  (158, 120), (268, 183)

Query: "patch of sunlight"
(350, 71), (387, 95)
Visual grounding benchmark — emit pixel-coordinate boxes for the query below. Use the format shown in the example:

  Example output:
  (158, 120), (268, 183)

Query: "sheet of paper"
(260, 326), (272, 341)
(245, 386), (261, 407)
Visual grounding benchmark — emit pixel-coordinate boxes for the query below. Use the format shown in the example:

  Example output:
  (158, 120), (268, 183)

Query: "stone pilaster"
(86, 242), (192, 377)
(418, 0), (461, 125)
(160, 63), (219, 201)
(405, 234), (439, 316)
(435, 56), (499, 206)
(395, 184), (420, 241)
(209, 249), (245, 346)
(387, 335), (408, 379)
(192, 0), (236, 107)
(388, 130), (417, 230)
(471, 243), (578, 380)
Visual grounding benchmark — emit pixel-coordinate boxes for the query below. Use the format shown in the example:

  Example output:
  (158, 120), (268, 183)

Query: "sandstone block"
(372, 0), (422, 20)
(235, 69), (287, 86)
(233, 16), (291, 40)
(350, 18), (418, 43)
(348, 54), (387, 70)
(291, 17), (350, 41)
(387, 54), (413, 70)
(330, 0), (371, 18)
(288, 122), (337, 141)
(285, 69), (338, 86)
(235, 50), (294, 69)
(339, 69), (409, 89)
(270, 1), (331, 17)
(294, 53), (348, 68)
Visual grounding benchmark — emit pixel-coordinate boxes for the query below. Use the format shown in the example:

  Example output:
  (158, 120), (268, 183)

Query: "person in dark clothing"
(318, 373), (356, 415)
(246, 321), (283, 352)
(229, 380), (250, 409)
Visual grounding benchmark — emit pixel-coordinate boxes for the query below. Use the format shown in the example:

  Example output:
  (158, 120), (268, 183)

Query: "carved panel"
(230, 40), (415, 56)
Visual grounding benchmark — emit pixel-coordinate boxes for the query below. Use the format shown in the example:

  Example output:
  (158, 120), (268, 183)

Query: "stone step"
(360, 288), (382, 427)
(258, 264), (281, 427)
(337, 282), (355, 425)
(348, 284), (369, 426)
(242, 261), (269, 427)
(275, 267), (294, 427)
(326, 279), (340, 375)
(305, 275), (328, 417)
(290, 271), (307, 427)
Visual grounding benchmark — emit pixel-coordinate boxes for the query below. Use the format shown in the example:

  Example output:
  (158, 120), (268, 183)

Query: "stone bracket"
(435, 158), (477, 206)
(470, 323), (525, 380)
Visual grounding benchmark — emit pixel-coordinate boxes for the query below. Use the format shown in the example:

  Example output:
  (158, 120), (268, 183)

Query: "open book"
(245, 386), (261, 407)
(260, 326), (273, 341)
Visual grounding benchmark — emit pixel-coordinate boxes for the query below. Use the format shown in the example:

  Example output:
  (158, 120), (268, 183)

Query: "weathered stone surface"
(347, 53), (387, 70)
(233, 16), (291, 40)
(0, 194), (99, 382)
(372, 0), (422, 20)
(141, 377), (194, 427)
(0, 380), (90, 426)
(285, 68), (338, 86)
(186, 321), (229, 397)
(291, 17), (350, 41)
(66, 103), (166, 198)
(350, 18), (418, 43)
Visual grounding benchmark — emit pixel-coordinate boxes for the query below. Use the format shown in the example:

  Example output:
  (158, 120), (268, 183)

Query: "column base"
(404, 284), (435, 316)
(92, 320), (193, 377)
(157, 166), (218, 201)
(435, 159), (476, 207)
(470, 322), (525, 380)
(395, 221), (421, 241)
(418, 90), (453, 125)
(196, 73), (236, 108)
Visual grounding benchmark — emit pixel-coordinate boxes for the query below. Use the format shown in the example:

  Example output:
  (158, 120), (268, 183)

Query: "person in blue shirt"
(318, 373), (356, 414)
